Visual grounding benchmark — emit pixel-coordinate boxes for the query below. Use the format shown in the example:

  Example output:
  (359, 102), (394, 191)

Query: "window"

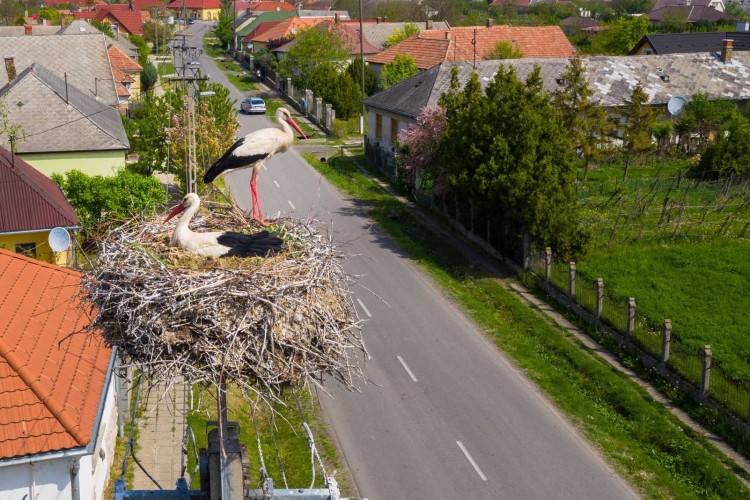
(16, 243), (36, 257)
(375, 114), (382, 139)
(643, 49), (653, 55)
(390, 118), (399, 145)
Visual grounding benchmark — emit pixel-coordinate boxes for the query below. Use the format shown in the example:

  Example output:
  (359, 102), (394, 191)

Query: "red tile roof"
(367, 36), (450, 69)
(418, 25), (576, 59)
(167, 0), (221, 9)
(132, 0), (167, 12)
(250, 17), (324, 43)
(0, 147), (79, 234)
(108, 44), (143, 73)
(0, 249), (111, 459)
(247, 0), (296, 11)
(242, 20), (285, 42)
(95, 7), (145, 35)
(319, 21), (381, 55)
(72, 11), (97, 20)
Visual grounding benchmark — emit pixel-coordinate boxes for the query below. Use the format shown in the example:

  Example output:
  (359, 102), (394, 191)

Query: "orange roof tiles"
(108, 44), (143, 73)
(419, 26), (576, 59)
(368, 36), (450, 69)
(0, 249), (111, 459)
(251, 17), (325, 43)
(95, 7), (145, 35)
(247, 0), (296, 11)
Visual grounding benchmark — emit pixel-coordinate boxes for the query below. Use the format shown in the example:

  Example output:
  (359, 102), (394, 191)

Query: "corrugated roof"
(364, 52), (750, 119)
(0, 63), (129, 154)
(0, 146), (79, 234)
(0, 34), (118, 107)
(0, 248), (111, 459)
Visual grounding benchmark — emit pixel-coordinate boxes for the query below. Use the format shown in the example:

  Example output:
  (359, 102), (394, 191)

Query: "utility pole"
(359, 0), (365, 135)
(187, 85), (197, 194)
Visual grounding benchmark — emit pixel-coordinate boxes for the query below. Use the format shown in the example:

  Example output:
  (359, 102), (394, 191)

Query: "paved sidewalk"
(133, 378), (188, 490)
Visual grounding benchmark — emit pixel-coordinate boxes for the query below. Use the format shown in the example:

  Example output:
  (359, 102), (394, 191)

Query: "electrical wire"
(251, 404), (269, 485)
(269, 401), (289, 489)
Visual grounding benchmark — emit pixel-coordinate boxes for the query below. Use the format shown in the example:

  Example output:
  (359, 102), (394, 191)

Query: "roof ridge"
(23, 63), (128, 149)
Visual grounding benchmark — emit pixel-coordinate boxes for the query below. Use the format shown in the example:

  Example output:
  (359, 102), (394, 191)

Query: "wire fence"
(531, 248), (750, 430)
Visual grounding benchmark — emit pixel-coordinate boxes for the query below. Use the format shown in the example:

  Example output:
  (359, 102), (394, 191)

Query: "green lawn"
(574, 159), (750, 384)
(303, 152), (750, 498)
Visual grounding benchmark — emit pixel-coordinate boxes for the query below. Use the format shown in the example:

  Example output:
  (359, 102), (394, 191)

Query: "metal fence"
(532, 248), (750, 431)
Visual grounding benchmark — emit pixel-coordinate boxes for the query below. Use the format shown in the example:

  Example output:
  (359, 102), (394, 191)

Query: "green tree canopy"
(604, 15), (649, 54)
(345, 57), (377, 96)
(485, 40), (523, 60)
(91, 19), (115, 38)
(383, 23), (420, 48)
(38, 7), (62, 24)
(214, 12), (234, 50)
(695, 112), (750, 179)
(275, 27), (349, 91)
(552, 55), (614, 179)
(617, 81), (656, 180)
(675, 92), (738, 154)
(143, 21), (172, 52)
(141, 62), (158, 93)
(379, 54), (419, 90)
(439, 66), (587, 259)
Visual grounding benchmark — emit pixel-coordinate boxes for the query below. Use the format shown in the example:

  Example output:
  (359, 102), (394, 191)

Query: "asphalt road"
(187, 22), (638, 499)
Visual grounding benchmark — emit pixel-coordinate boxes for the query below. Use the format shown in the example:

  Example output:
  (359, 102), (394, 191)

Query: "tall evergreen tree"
(439, 65), (587, 259)
(552, 55), (614, 180)
(618, 81), (656, 181)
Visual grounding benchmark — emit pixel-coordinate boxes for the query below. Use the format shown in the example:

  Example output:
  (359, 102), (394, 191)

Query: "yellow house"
(0, 148), (80, 267)
(168, 0), (222, 21)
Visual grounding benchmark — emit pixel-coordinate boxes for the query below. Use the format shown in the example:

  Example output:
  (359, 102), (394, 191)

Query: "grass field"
(574, 159), (750, 384)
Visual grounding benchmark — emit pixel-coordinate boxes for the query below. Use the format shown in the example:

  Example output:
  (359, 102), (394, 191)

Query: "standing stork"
(164, 193), (284, 257)
(203, 106), (306, 225)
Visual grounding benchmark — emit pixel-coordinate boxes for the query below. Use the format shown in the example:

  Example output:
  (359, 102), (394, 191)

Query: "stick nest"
(83, 208), (365, 399)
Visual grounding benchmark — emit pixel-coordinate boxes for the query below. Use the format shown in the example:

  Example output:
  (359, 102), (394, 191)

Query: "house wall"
(367, 108), (414, 152)
(632, 43), (656, 55)
(0, 230), (74, 267)
(18, 150), (126, 178)
(199, 7), (221, 20)
(0, 374), (117, 500)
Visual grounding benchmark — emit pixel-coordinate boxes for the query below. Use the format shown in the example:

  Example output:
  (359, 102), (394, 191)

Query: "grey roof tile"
(0, 63), (129, 154)
(365, 52), (750, 118)
(362, 21), (450, 50)
(0, 34), (118, 107)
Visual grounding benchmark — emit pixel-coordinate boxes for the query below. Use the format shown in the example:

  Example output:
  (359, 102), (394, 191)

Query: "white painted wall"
(367, 108), (415, 151)
(0, 374), (117, 500)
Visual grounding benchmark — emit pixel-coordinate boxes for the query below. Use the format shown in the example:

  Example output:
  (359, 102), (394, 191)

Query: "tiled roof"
(418, 25), (577, 59)
(167, 0), (221, 9)
(653, 0), (718, 8)
(58, 19), (103, 35)
(649, 4), (734, 21)
(247, 0), (296, 11)
(364, 52), (750, 119)
(236, 10), (297, 37)
(630, 31), (750, 54)
(367, 37), (450, 69)
(0, 25), (60, 36)
(361, 20), (451, 50)
(108, 44), (143, 72)
(132, 0), (167, 11)
(0, 34), (119, 107)
(95, 7), (145, 35)
(0, 147), (79, 234)
(0, 249), (111, 459)
(72, 11), (98, 20)
(316, 20), (381, 55)
(298, 9), (349, 19)
(242, 20), (284, 42)
(560, 16), (600, 28)
(0, 63), (129, 154)
(250, 17), (324, 42)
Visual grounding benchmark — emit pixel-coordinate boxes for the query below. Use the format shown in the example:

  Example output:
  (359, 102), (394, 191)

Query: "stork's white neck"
(171, 199), (200, 246)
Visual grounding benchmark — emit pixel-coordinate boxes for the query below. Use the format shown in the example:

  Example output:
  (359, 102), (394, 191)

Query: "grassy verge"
(304, 152), (750, 498)
(185, 385), (349, 493)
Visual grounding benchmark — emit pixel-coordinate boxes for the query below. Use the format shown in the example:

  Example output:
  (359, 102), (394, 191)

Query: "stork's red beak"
(287, 116), (306, 140)
(164, 203), (185, 223)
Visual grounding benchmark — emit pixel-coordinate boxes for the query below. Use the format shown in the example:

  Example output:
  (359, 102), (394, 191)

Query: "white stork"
(203, 106), (306, 225)
(164, 193), (284, 257)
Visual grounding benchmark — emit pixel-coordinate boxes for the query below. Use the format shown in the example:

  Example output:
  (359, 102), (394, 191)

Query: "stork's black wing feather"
(216, 230), (284, 257)
(203, 137), (269, 183)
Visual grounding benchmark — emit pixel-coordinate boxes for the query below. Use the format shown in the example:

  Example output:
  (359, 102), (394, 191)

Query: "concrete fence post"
(305, 89), (313, 114)
(315, 97), (323, 123)
(700, 345), (712, 404)
(544, 247), (552, 289)
(627, 297), (636, 343)
(286, 77), (292, 97)
(325, 103), (332, 130)
(568, 262), (576, 308)
(660, 319), (672, 375)
(595, 278), (604, 329)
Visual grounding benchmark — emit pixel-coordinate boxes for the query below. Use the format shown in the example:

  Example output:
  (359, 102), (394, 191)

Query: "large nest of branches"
(83, 207), (366, 399)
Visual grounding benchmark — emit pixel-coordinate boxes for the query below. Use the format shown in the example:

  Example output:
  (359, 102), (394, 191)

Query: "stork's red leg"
(250, 168), (271, 226)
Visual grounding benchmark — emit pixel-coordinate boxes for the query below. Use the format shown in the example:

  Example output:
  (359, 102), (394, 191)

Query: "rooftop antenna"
(64, 72), (69, 103)
(8, 135), (15, 167)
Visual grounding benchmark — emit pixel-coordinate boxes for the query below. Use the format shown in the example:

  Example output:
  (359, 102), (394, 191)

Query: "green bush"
(52, 169), (165, 237)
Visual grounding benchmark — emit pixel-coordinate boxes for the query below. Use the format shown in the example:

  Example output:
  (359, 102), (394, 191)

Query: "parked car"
(241, 97), (266, 114)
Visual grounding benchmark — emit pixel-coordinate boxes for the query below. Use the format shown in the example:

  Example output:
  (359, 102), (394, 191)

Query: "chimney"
(383, 15), (387, 22)
(24, 24), (32, 35)
(486, 18), (492, 27)
(129, 0), (134, 10)
(445, 31), (451, 40)
(426, 19), (433, 30)
(4, 57), (16, 81)
(334, 12), (339, 23)
(722, 39), (733, 62)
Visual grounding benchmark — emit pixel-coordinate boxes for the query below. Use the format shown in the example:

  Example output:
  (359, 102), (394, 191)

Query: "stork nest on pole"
(82, 209), (366, 402)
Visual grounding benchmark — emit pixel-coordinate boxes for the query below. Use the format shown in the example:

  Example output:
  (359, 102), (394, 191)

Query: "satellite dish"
(48, 227), (71, 252)
(667, 96), (687, 117)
